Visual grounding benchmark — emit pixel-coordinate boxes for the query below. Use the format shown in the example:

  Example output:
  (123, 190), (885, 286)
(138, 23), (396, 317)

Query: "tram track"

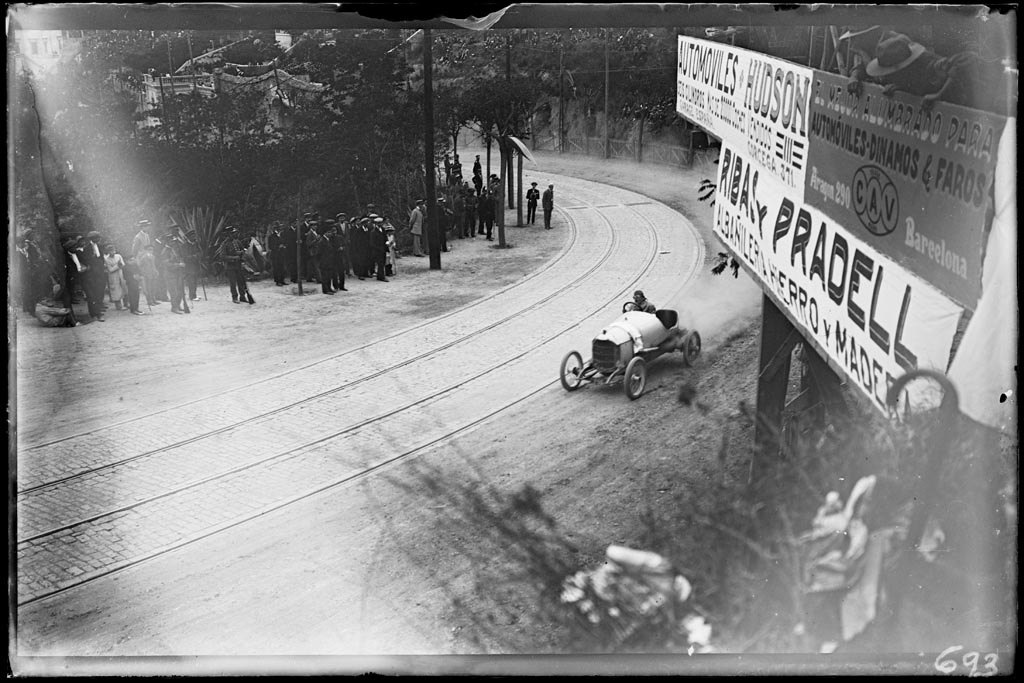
(17, 179), (698, 606)
(17, 187), (623, 497)
(17, 204), (623, 538)
(19, 212), (584, 455)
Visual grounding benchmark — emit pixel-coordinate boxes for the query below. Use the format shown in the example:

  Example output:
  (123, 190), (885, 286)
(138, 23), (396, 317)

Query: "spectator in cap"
(369, 216), (389, 282)
(452, 189), (465, 240)
(123, 251), (144, 315)
(16, 232), (42, 316)
(281, 221), (298, 284)
(162, 234), (191, 314)
(335, 213), (353, 277)
(103, 243), (128, 311)
(59, 239), (82, 325)
(436, 197), (452, 252)
(477, 188), (495, 240)
(217, 226), (254, 305)
(329, 218), (349, 291)
(132, 220), (152, 258)
(267, 222), (287, 286)
(314, 220), (339, 294)
(138, 244), (160, 307)
(79, 230), (107, 321)
(542, 183), (555, 229)
(409, 198), (426, 257)
(461, 185), (477, 238)
(350, 214), (371, 278)
(526, 182), (540, 225)
(301, 214), (320, 283)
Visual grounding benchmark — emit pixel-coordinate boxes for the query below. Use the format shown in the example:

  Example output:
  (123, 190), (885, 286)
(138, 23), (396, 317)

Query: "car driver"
(632, 290), (656, 313)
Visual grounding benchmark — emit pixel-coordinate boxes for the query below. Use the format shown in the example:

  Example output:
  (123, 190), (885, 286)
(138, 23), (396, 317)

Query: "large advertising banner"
(677, 35), (813, 192)
(713, 141), (964, 414)
(805, 71), (1006, 309)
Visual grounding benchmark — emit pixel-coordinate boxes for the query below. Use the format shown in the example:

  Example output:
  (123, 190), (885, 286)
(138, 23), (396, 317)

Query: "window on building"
(30, 40), (39, 55)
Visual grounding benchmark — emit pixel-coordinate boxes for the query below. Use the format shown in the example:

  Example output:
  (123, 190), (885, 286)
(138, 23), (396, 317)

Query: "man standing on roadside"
(542, 183), (555, 229)
(80, 230), (107, 322)
(316, 219), (339, 294)
(409, 198), (426, 257)
(437, 197), (451, 252)
(282, 221), (298, 284)
(182, 231), (202, 301)
(478, 189), (495, 240)
(267, 222), (288, 286)
(336, 212), (353, 277)
(162, 234), (191, 314)
(131, 220), (152, 257)
(526, 182), (540, 225)
(462, 185), (477, 237)
(218, 226), (255, 304)
(369, 216), (389, 282)
(138, 244), (160, 307)
(331, 217), (349, 291)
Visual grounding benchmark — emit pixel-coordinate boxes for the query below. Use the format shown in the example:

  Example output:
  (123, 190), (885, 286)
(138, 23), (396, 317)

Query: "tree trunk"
(636, 113), (645, 163)
(497, 138), (507, 247)
(516, 151), (523, 227)
(506, 146), (514, 209)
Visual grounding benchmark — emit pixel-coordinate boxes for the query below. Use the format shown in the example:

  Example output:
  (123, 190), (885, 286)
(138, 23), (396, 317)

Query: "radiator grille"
(592, 339), (619, 372)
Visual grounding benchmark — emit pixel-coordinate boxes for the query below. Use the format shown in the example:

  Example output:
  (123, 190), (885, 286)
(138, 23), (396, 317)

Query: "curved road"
(16, 171), (705, 656)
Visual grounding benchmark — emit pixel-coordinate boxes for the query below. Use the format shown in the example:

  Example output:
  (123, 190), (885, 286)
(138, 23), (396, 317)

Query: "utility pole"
(187, 34), (197, 92)
(558, 46), (564, 153)
(604, 29), (610, 159)
(423, 28), (440, 270)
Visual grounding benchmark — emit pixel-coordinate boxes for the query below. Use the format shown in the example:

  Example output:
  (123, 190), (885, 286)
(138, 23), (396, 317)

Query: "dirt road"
(13, 148), (764, 673)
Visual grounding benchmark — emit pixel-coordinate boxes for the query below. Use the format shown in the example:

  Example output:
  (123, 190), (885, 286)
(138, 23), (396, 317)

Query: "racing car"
(559, 300), (701, 400)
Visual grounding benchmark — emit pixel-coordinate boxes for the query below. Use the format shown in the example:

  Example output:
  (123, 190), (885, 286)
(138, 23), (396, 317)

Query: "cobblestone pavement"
(16, 172), (703, 604)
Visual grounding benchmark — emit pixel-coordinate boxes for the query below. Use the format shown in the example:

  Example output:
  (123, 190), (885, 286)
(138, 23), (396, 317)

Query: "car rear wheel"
(560, 351), (585, 391)
(624, 356), (647, 400)
(682, 331), (702, 367)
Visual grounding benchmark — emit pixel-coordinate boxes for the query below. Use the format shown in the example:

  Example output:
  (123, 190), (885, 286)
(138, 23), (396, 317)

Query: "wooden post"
(516, 151), (523, 227)
(423, 28), (440, 270)
(604, 29), (610, 159)
(558, 47), (564, 154)
(752, 295), (799, 483)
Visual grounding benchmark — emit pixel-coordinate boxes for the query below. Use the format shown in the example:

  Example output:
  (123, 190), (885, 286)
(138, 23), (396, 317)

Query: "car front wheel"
(624, 356), (647, 400)
(560, 351), (585, 391)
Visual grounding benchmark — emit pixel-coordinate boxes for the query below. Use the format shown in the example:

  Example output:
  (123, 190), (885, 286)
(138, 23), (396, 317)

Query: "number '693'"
(934, 645), (999, 676)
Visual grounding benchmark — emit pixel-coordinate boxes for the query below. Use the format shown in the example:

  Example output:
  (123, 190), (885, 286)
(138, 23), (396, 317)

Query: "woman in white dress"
(103, 243), (128, 310)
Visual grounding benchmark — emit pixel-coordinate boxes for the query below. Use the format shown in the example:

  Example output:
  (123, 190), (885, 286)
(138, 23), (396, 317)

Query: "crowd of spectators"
(15, 153), (560, 328)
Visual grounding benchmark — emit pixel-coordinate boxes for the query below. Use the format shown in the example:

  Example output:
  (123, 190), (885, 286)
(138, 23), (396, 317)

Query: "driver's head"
(633, 290), (646, 303)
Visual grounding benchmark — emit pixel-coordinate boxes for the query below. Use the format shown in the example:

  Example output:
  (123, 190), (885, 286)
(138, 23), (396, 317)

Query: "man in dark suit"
(315, 220), (338, 294)
(218, 226), (255, 304)
(267, 222), (288, 286)
(368, 216), (389, 282)
(477, 189), (495, 240)
(79, 230), (107, 321)
(542, 184), (555, 229)
(162, 234), (192, 314)
(281, 222), (298, 283)
(526, 182), (540, 225)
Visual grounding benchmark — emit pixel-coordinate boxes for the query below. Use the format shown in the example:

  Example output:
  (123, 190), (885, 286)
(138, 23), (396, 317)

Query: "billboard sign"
(713, 142), (964, 414)
(677, 35), (813, 192)
(805, 71), (1005, 309)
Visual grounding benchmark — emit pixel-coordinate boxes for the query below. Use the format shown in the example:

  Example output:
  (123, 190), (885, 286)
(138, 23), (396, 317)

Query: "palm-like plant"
(168, 206), (228, 277)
